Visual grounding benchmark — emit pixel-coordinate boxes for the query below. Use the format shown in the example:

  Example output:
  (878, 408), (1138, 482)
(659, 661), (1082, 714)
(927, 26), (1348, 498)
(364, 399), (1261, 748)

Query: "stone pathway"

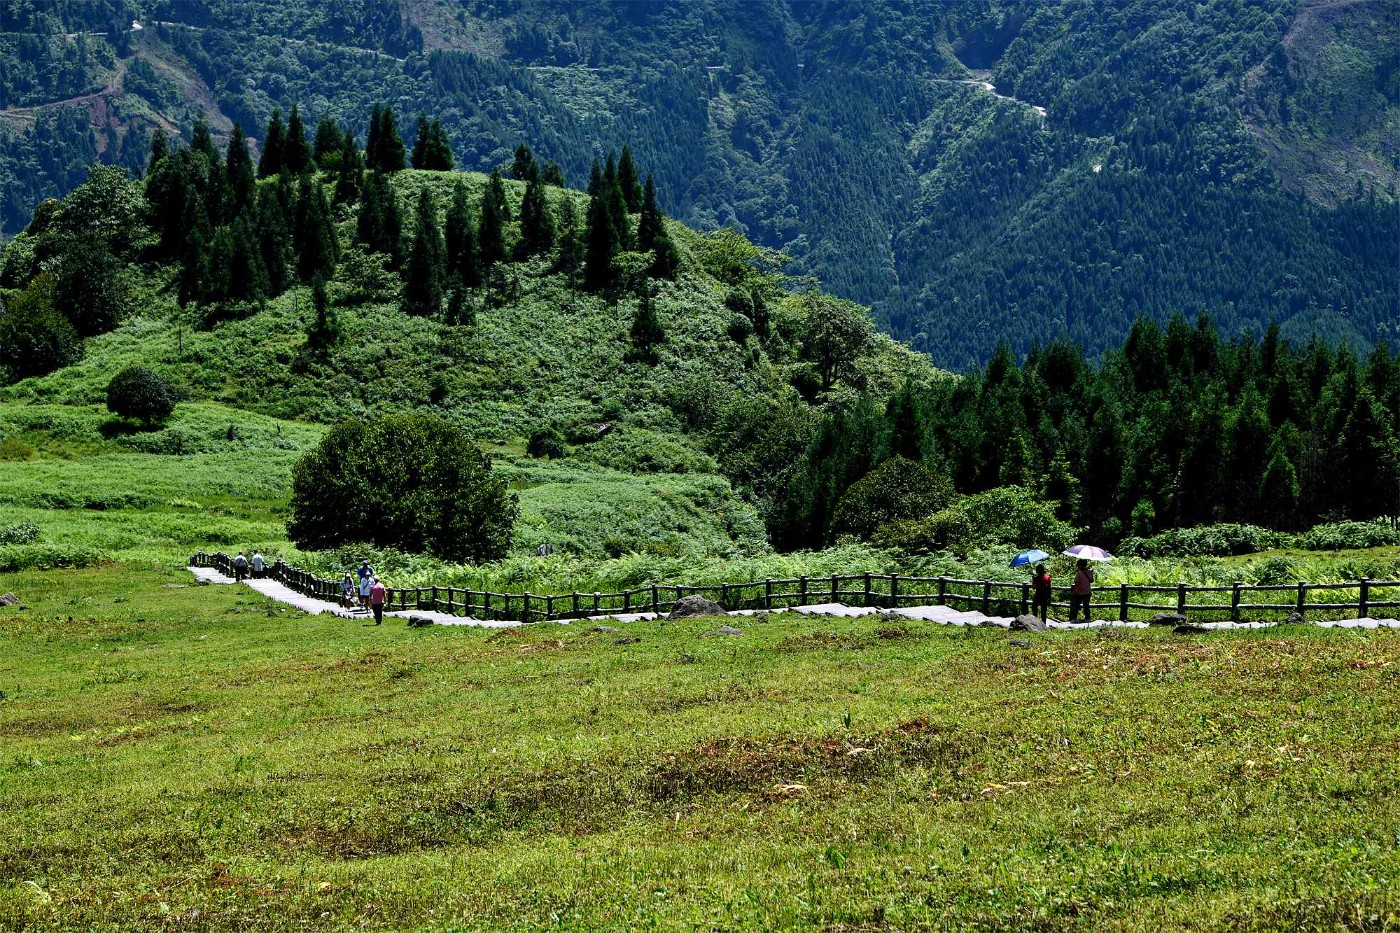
(188, 569), (1400, 633)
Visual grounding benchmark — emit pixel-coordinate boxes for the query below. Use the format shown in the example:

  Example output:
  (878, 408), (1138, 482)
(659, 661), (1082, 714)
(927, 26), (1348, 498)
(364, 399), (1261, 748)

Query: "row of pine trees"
(141, 105), (680, 335)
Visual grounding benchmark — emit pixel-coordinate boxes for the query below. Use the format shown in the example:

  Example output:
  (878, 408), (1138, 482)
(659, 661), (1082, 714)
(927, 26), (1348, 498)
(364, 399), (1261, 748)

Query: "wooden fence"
(190, 552), (1400, 626)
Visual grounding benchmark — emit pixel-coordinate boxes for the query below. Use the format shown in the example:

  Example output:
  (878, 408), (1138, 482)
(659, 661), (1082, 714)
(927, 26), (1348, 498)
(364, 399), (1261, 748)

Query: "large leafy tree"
(288, 413), (518, 561)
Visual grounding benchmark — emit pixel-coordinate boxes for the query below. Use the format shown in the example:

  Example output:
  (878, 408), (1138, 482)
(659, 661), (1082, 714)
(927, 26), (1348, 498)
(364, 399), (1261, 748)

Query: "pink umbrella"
(1063, 544), (1113, 561)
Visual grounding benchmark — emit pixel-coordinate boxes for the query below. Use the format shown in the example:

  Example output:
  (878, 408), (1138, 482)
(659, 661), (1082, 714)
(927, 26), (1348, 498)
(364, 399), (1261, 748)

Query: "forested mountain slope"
(1, 0), (1395, 368)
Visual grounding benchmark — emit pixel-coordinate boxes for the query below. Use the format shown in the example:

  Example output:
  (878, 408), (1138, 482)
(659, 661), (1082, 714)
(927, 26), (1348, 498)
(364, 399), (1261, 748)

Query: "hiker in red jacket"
(1031, 563), (1052, 623)
(369, 577), (386, 625)
(1069, 559), (1094, 624)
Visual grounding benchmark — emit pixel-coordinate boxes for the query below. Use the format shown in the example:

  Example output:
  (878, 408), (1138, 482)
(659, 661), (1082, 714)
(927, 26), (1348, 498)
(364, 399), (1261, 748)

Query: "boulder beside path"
(668, 594), (726, 620)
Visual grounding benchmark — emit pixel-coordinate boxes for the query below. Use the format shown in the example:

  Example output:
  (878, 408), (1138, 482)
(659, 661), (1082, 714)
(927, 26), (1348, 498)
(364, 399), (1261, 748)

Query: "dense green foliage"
(1, 1), (1393, 364)
(288, 413), (517, 562)
(105, 365), (176, 427)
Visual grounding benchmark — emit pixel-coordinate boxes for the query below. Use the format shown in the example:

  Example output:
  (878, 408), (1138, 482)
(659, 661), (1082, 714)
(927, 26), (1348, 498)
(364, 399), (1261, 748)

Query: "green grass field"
(2, 563), (1398, 930)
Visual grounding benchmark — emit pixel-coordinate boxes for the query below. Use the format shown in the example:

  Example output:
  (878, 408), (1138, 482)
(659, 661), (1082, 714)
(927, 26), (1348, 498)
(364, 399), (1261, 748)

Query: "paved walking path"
(191, 567), (1400, 632)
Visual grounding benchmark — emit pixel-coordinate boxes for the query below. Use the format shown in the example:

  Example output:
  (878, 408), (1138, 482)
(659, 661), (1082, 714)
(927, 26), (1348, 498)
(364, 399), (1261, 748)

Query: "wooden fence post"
(1230, 582), (1242, 622)
(1119, 584), (1128, 622)
(764, 579), (773, 611)
(432, 585), (438, 607)
(981, 580), (991, 615)
(572, 591), (580, 615)
(651, 585), (659, 613)
(594, 592), (602, 614)
(799, 575), (808, 606)
(863, 573), (872, 607)
(938, 577), (947, 606)
(830, 574), (838, 603)
(1297, 582), (1306, 617)
(1020, 582), (1029, 616)
(1359, 579), (1370, 618)
(546, 595), (555, 619)
(1177, 583), (1187, 616)
(890, 574), (900, 608)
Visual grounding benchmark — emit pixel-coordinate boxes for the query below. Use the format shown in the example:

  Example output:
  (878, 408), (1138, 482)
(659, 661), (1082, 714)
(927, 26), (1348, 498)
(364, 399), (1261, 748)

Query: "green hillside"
(1, 0), (1395, 367)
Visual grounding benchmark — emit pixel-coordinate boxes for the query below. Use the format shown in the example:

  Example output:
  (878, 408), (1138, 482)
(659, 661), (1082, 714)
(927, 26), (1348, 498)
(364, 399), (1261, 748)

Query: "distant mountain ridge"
(1, 0), (1395, 367)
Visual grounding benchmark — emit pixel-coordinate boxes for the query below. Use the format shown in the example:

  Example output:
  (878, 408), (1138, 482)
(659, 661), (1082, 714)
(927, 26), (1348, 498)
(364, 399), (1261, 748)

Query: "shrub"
(0, 283), (83, 382)
(526, 426), (567, 459)
(0, 521), (40, 545)
(830, 457), (954, 541)
(1297, 521), (1400, 551)
(1119, 524), (1287, 558)
(874, 486), (1078, 556)
(288, 413), (518, 561)
(106, 366), (177, 427)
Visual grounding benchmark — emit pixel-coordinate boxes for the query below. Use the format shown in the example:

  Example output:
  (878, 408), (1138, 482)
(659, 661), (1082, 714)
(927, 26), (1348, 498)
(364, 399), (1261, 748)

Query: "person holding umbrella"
(1011, 549), (1053, 623)
(1062, 545), (1113, 624)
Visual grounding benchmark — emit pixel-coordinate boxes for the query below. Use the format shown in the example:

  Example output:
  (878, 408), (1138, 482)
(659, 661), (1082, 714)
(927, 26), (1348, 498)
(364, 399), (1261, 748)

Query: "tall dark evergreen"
(601, 153), (630, 249)
(516, 175), (555, 259)
(486, 167), (510, 222)
(587, 157), (602, 197)
(259, 108), (286, 179)
(403, 188), (446, 317)
(147, 129), (168, 176)
(285, 104), (312, 175)
(555, 195), (583, 280)
(332, 133), (364, 206)
(582, 187), (617, 292)
(294, 175), (338, 282)
(477, 173), (507, 267)
(256, 176), (293, 296)
(638, 174), (678, 279)
(190, 117), (220, 167)
(304, 275), (341, 356)
(365, 104), (383, 171)
(374, 106), (406, 172)
(511, 144), (537, 181)
(224, 122), (255, 217)
(312, 116), (344, 170)
(444, 178), (480, 288)
(412, 117), (453, 171)
(617, 144), (642, 213)
(411, 115), (432, 169)
(356, 171), (401, 262)
(541, 160), (566, 187)
(627, 291), (665, 363)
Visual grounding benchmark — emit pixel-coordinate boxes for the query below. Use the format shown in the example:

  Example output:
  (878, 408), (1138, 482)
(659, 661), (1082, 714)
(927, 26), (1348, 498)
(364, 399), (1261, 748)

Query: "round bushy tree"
(288, 413), (518, 561)
(829, 456), (954, 541)
(106, 366), (176, 427)
(526, 425), (567, 459)
(0, 288), (82, 382)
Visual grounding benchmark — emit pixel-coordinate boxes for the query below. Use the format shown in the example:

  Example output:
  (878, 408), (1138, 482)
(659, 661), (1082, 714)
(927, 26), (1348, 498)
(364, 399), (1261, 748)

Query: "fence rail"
(190, 552), (1400, 626)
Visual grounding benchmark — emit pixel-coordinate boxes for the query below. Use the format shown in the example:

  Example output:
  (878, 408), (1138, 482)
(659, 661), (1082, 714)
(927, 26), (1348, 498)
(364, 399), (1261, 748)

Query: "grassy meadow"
(2, 563), (1399, 930)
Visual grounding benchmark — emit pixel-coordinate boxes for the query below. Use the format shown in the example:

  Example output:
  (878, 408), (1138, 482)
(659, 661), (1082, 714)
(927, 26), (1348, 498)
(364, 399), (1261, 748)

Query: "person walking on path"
(358, 559), (375, 586)
(233, 551), (249, 582)
(1031, 562), (1052, 623)
(369, 576), (386, 625)
(1069, 559), (1094, 624)
(358, 572), (372, 610)
(341, 572), (355, 609)
(251, 550), (265, 579)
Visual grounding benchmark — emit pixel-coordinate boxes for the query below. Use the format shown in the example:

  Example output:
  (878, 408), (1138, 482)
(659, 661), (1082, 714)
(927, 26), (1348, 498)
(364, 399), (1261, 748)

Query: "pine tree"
(478, 175), (507, 267)
(617, 144), (642, 213)
(365, 104), (382, 171)
(313, 116), (344, 170)
(637, 173), (678, 279)
(305, 275), (341, 355)
(376, 106), (406, 171)
(486, 166), (510, 221)
(225, 122), (255, 217)
(1258, 449), (1301, 529)
(256, 178), (292, 296)
(147, 129), (168, 175)
(444, 179), (480, 287)
(356, 171), (402, 262)
(423, 118), (453, 171)
(582, 188), (617, 292)
(601, 153), (630, 248)
(445, 277), (473, 328)
(285, 104), (312, 175)
(403, 188), (445, 317)
(541, 160), (566, 187)
(587, 157), (602, 197)
(516, 175), (555, 258)
(190, 116), (220, 166)
(259, 108), (286, 178)
(411, 114), (431, 169)
(333, 133), (364, 205)
(555, 195), (583, 280)
(294, 175), (338, 282)
(512, 143), (537, 181)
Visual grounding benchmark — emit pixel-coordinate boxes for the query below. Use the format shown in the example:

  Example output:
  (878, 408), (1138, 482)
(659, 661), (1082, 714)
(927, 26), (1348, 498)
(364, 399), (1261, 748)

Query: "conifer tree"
(147, 129), (168, 175)
(259, 108), (286, 178)
(486, 166), (510, 221)
(511, 143), (537, 181)
(445, 277), (473, 328)
(403, 188), (446, 317)
(313, 116), (344, 169)
(444, 179), (480, 287)
(1258, 449), (1300, 529)
(356, 171), (402, 262)
(376, 106), (406, 172)
(555, 195), (583, 280)
(516, 174), (555, 258)
(424, 118), (453, 171)
(285, 104), (312, 175)
(411, 114), (431, 169)
(627, 291), (665, 363)
(294, 175), (338, 282)
(582, 188), (617, 292)
(617, 144), (642, 212)
(587, 157), (602, 197)
(305, 275), (341, 355)
(601, 153), (630, 248)
(333, 133), (364, 205)
(478, 174), (507, 267)
(190, 117), (220, 166)
(637, 173), (678, 279)
(541, 160), (566, 187)
(256, 179), (292, 296)
(365, 104), (382, 170)
(225, 122), (255, 217)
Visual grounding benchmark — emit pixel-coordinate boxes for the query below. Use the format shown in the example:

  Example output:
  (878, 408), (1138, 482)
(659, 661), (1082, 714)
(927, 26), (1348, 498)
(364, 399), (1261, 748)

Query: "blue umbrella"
(1010, 549), (1050, 568)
